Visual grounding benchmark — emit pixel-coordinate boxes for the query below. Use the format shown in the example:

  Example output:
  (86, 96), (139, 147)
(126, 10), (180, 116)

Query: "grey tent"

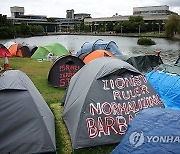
(175, 56), (180, 66)
(116, 54), (163, 74)
(0, 70), (56, 153)
(62, 57), (164, 149)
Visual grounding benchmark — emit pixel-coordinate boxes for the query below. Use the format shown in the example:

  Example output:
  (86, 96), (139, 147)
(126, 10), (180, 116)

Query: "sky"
(1, 0), (180, 18)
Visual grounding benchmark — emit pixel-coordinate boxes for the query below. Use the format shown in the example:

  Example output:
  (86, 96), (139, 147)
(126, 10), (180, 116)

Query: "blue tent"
(111, 108), (180, 154)
(146, 68), (180, 110)
(76, 39), (122, 58)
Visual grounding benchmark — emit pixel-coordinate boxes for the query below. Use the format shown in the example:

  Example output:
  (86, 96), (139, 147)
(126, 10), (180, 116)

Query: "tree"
(114, 16), (146, 33)
(0, 14), (7, 26)
(106, 22), (114, 31)
(165, 14), (180, 37)
(20, 22), (31, 35)
(0, 26), (16, 39)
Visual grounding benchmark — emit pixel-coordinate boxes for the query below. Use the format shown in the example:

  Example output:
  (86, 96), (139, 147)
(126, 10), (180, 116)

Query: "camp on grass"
(0, 57), (119, 154)
(1, 51), (179, 153)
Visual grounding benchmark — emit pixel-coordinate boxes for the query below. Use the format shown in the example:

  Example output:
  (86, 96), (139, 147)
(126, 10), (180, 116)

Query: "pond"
(1, 34), (180, 65)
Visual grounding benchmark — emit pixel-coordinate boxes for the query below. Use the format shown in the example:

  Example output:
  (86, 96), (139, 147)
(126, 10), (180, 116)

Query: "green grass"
(3, 57), (117, 154)
(138, 32), (166, 38)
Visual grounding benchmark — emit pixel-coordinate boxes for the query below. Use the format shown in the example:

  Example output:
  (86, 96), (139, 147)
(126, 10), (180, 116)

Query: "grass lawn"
(3, 57), (118, 154)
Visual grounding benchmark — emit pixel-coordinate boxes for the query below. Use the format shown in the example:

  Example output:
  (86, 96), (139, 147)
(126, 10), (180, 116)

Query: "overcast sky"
(1, 0), (180, 18)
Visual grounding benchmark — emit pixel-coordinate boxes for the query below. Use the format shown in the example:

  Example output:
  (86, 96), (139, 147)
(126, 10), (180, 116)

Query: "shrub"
(137, 37), (156, 45)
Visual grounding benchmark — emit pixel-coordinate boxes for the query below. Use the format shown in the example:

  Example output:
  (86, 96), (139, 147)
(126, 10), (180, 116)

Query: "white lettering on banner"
(89, 95), (162, 116)
(86, 75), (162, 139)
(86, 116), (128, 138)
(102, 75), (147, 91)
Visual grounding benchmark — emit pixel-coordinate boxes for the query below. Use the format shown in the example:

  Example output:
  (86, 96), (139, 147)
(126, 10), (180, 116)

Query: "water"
(1, 34), (180, 65)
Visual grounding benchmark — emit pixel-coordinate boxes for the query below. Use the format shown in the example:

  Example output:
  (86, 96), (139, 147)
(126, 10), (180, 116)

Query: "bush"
(137, 37), (156, 45)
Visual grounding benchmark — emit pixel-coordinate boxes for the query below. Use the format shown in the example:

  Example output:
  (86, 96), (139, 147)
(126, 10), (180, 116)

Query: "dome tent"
(83, 49), (114, 64)
(9, 43), (31, 57)
(48, 55), (85, 88)
(62, 57), (164, 149)
(76, 39), (122, 59)
(31, 42), (69, 60)
(28, 45), (38, 56)
(0, 70), (56, 153)
(4, 41), (16, 49)
(146, 64), (180, 110)
(111, 108), (180, 154)
(116, 54), (163, 74)
(0, 44), (12, 58)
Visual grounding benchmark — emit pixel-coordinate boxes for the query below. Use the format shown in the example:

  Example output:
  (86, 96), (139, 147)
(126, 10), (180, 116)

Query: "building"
(52, 10), (91, 32)
(8, 6), (91, 32)
(74, 13), (91, 20)
(84, 5), (178, 26)
(8, 6), (59, 32)
(133, 5), (178, 16)
(66, 9), (74, 19)
(10, 6), (24, 18)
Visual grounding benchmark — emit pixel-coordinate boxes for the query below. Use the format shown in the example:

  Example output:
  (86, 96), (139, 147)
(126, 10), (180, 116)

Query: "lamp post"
(45, 26), (47, 33)
(59, 24), (61, 32)
(121, 25), (123, 34)
(139, 25), (141, 34)
(158, 24), (161, 34)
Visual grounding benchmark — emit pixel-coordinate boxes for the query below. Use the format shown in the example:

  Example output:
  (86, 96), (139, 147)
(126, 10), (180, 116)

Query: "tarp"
(146, 67), (180, 110)
(9, 43), (31, 57)
(111, 108), (180, 154)
(31, 42), (69, 60)
(0, 44), (12, 58)
(83, 49), (114, 64)
(62, 57), (164, 149)
(0, 70), (56, 153)
(48, 55), (85, 88)
(116, 54), (163, 74)
(76, 39), (122, 59)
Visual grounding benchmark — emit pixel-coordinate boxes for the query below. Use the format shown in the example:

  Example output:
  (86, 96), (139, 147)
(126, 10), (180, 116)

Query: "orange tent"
(9, 43), (31, 57)
(83, 50), (114, 64)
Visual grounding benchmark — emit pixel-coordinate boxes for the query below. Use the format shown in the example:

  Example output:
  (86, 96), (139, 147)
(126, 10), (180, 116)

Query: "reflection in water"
(1, 35), (180, 65)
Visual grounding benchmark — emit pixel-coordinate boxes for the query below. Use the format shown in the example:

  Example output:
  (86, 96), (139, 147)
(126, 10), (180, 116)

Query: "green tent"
(31, 42), (69, 60)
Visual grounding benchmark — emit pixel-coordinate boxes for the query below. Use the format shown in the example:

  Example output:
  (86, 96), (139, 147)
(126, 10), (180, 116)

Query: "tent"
(0, 44), (12, 58)
(28, 45), (38, 56)
(111, 108), (180, 154)
(9, 43), (31, 57)
(116, 54), (163, 74)
(62, 57), (164, 149)
(83, 49), (114, 64)
(4, 41), (16, 49)
(0, 70), (56, 153)
(76, 39), (122, 59)
(146, 64), (180, 110)
(48, 55), (85, 88)
(31, 42), (69, 60)
(175, 56), (180, 67)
